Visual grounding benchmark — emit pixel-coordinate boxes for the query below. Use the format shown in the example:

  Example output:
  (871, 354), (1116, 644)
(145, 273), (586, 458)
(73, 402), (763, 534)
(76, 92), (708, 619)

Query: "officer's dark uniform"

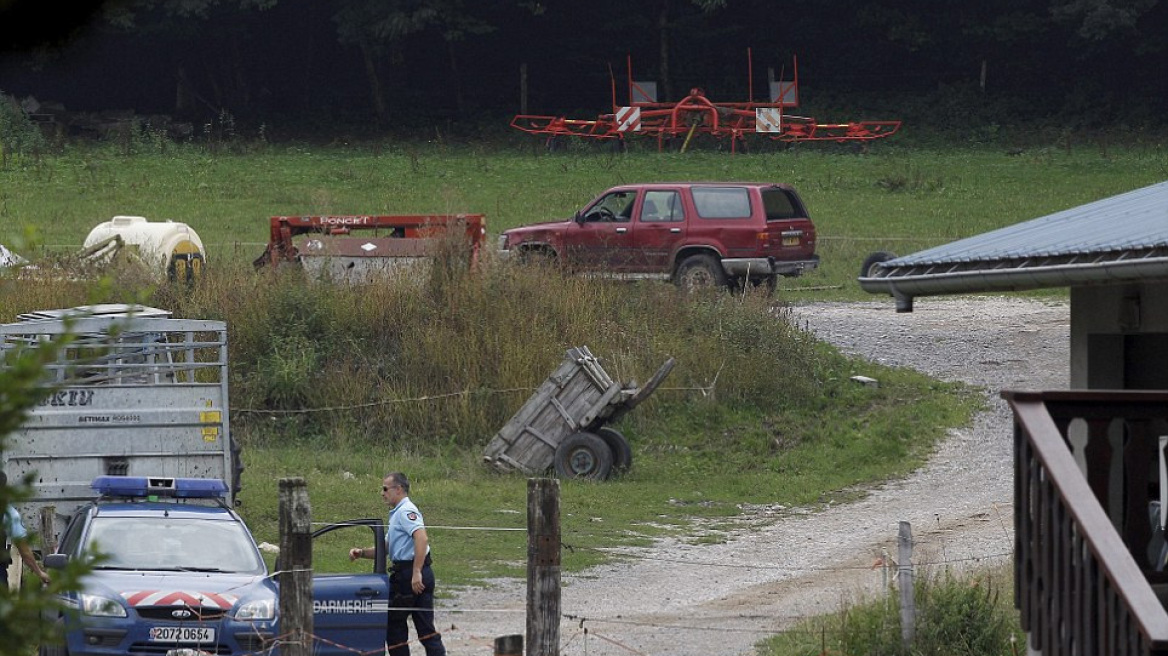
(386, 496), (446, 656)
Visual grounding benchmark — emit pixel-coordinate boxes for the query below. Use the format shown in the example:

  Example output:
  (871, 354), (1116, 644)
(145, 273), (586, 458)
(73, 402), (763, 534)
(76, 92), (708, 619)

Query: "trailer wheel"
(597, 427), (633, 473)
(553, 432), (614, 480)
(675, 254), (729, 292)
(860, 251), (897, 278)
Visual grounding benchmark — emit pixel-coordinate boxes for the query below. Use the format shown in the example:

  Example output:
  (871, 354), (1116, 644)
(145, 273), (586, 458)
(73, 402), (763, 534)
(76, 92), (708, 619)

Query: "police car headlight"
(79, 593), (127, 618)
(235, 598), (275, 621)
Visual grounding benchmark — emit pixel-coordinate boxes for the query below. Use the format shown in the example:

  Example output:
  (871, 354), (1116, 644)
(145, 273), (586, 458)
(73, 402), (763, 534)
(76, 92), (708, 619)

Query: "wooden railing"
(1005, 391), (1168, 656)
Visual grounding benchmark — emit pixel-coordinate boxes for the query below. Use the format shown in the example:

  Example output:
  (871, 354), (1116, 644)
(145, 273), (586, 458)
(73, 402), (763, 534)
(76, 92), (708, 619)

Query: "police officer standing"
(349, 472), (446, 656)
(2, 471), (51, 588)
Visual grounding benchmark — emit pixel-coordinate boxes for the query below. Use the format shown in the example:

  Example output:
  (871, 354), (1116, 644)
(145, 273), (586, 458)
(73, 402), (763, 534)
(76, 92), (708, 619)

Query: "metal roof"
(859, 179), (1168, 311)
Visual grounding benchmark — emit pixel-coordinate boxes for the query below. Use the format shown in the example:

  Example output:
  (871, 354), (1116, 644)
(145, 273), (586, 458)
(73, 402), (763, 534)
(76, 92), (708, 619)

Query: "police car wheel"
(553, 432), (614, 480)
(597, 427), (633, 473)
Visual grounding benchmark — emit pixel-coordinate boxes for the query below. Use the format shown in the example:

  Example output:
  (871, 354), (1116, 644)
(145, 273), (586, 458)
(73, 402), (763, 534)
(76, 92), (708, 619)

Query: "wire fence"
(59, 509), (1012, 656)
(222, 509), (1015, 656)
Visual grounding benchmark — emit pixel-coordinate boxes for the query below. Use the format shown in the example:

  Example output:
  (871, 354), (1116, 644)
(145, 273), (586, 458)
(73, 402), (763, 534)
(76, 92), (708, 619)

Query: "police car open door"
(311, 519), (391, 655)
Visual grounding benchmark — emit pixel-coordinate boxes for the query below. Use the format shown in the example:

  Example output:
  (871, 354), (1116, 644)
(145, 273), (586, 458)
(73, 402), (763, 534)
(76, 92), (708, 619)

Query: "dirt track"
(435, 296), (1070, 656)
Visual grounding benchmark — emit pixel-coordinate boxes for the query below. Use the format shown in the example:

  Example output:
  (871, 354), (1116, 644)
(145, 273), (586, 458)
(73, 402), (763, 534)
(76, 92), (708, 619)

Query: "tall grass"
(4, 253), (837, 450)
(761, 567), (1023, 656)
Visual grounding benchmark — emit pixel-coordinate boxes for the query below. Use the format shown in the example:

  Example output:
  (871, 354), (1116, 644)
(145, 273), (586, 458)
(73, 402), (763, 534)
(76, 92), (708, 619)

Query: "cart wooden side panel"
(484, 347), (626, 474)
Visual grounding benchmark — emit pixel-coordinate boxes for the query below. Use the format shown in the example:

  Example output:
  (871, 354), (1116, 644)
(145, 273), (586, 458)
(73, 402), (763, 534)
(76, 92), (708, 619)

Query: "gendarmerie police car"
(40, 476), (393, 656)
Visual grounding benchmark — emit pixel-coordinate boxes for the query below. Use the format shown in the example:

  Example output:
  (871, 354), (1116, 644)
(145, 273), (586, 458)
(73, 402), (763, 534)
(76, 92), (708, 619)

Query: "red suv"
(498, 182), (818, 291)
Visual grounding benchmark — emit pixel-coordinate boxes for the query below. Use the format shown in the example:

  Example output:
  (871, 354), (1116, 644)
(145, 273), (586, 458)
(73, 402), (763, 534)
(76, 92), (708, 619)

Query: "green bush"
(762, 569), (1023, 656)
(0, 92), (47, 162)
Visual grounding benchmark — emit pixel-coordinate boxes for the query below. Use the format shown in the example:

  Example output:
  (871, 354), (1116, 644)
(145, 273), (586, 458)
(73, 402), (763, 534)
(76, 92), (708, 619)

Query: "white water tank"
(83, 216), (206, 282)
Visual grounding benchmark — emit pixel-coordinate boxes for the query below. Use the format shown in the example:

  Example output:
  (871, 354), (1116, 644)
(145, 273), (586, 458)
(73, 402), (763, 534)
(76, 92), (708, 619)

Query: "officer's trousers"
(387, 562), (446, 656)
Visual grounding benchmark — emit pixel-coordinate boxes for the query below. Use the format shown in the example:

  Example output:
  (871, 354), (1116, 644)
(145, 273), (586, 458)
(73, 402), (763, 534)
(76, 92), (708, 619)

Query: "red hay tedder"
(511, 49), (901, 153)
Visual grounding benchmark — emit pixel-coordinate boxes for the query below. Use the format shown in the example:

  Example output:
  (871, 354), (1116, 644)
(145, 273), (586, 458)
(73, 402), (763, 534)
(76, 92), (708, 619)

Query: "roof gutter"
(858, 257), (1168, 312)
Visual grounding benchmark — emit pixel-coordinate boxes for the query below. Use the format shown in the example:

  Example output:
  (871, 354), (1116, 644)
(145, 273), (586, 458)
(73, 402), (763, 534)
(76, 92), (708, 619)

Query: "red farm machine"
(253, 214), (487, 282)
(511, 49), (901, 153)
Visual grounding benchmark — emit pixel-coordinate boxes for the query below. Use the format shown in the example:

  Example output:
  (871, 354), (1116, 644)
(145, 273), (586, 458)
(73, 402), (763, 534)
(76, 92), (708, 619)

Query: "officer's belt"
(390, 554), (432, 572)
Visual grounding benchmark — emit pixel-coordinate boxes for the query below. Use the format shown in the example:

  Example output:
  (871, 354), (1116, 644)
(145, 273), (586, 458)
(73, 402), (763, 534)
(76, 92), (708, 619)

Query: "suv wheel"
(675, 254), (728, 292)
(733, 275), (777, 297)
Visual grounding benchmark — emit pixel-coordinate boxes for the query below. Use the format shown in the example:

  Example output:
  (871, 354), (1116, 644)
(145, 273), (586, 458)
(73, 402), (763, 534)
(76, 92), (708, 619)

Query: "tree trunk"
(446, 38), (465, 118)
(301, 6), (318, 114)
(360, 42), (388, 124)
(230, 30), (250, 112)
(201, 51), (224, 111)
(658, 0), (671, 101)
(175, 67), (192, 115)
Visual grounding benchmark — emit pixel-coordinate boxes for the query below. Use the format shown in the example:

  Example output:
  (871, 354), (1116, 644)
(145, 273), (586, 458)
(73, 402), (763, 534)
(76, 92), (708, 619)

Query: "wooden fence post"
(527, 478), (560, 656)
(495, 633), (524, 656)
(39, 506), (57, 554)
(898, 520), (915, 648)
(279, 478), (313, 656)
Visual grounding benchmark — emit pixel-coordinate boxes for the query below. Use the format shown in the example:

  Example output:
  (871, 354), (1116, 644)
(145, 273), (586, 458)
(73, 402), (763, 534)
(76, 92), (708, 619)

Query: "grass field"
(3, 140), (1165, 299)
(2, 140), (1163, 593)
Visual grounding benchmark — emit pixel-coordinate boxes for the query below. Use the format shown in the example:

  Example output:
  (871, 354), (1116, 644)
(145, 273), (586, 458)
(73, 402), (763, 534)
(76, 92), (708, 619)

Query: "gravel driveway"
(438, 296), (1070, 656)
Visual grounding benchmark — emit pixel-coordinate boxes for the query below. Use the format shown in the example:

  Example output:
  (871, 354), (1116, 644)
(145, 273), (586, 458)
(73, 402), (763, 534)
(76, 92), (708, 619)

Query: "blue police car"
(41, 476), (393, 656)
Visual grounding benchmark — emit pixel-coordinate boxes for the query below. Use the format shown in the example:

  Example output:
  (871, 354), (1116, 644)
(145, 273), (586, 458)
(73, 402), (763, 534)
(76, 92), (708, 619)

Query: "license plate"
(781, 236), (799, 246)
(149, 626), (215, 643)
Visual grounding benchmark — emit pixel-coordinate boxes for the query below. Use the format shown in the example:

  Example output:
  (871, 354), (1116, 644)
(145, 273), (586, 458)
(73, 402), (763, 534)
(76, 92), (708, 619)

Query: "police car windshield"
(85, 516), (264, 574)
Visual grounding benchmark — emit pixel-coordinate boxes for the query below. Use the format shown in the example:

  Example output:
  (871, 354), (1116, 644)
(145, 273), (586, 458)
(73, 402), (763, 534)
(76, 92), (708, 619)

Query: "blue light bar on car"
(92, 476), (228, 498)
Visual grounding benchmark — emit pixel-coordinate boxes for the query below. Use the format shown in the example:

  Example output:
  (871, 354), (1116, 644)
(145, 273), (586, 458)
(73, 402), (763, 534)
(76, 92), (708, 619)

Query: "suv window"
(692, 187), (752, 219)
(642, 191), (684, 222)
(584, 191), (635, 223)
(761, 188), (802, 220)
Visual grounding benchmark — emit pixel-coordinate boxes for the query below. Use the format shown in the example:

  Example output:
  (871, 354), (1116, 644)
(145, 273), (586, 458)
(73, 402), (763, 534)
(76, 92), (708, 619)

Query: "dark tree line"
(1, 0), (1164, 136)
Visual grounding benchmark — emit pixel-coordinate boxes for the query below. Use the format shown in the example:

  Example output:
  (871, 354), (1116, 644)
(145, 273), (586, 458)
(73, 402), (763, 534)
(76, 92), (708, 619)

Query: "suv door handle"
(615, 227), (627, 234)
(669, 228), (681, 233)
(356, 587), (381, 598)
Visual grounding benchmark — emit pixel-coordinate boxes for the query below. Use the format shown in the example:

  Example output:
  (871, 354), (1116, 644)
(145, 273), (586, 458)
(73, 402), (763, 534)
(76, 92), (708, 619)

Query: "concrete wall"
(1070, 281), (1168, 389)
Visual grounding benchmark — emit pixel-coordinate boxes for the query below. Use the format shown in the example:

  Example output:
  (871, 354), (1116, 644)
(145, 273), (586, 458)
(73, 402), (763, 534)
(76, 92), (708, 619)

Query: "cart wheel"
(597, 427), (633, 473)
(553, 432), (614, 480)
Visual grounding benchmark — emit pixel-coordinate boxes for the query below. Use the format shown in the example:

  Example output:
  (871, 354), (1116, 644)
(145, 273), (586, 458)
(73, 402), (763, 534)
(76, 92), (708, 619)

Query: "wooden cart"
(482, 346), (675, 480)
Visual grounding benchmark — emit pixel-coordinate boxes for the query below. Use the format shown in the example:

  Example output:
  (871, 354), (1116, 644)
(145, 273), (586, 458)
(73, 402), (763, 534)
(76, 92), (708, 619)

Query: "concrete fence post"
(898, 520), (915, 648)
